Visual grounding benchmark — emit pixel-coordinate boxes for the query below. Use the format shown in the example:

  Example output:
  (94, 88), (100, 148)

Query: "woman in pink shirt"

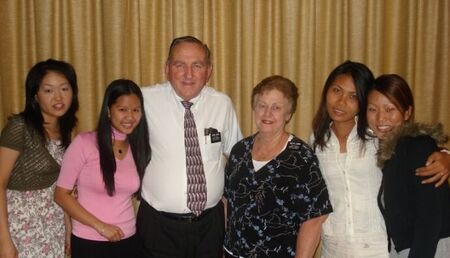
(54, 79), (151, 258)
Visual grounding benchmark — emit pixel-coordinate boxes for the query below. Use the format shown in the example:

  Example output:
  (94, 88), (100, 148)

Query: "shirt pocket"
(203, 142), (222, 161)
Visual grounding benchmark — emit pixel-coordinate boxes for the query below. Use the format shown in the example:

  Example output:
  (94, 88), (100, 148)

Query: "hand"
(0, 239), (18, 258)
(416, 151), (450, 187)
(97, 223), (125, 242)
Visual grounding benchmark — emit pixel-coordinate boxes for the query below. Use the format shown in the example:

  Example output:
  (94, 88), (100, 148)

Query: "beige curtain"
(0, 0), (449, 143)
(0, 1), (448, 257)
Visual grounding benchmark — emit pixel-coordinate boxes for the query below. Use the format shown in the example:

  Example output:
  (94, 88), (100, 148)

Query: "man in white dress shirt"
(137, 36), (242, 258)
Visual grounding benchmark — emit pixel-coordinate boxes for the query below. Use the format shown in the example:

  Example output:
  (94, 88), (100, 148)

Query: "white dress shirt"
(311, 124), (388, 257)
(141, 81), (242, 213)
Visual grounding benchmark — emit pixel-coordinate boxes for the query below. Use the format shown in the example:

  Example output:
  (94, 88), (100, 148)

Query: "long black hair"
(20, 59), (79, 148)
(97, 79), (151, 196)
(312, 60), (374, 151)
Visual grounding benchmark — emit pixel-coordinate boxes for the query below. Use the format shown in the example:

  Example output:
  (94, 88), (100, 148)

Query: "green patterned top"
(0, 116), (61, 190)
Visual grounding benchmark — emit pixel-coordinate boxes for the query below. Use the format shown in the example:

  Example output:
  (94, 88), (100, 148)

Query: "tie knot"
(181, 101), (193, 110)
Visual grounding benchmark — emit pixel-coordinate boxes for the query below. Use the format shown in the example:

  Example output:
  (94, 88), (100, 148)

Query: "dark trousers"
(136, 200), (224, 258)
(71, 234), (137, 258)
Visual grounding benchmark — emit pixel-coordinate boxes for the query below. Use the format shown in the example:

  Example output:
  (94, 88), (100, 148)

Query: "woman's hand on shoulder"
(416, 151), (450, 187)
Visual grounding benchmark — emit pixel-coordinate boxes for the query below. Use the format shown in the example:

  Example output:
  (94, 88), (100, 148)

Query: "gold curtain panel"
(0, 0), (448, 144)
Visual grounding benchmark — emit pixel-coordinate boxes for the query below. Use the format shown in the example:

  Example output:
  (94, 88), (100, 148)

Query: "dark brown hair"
(312, 60), (375, 151)
(21, 59), (79, 149)
(97, 79), (151, 196)
(373, 74), (415, 121)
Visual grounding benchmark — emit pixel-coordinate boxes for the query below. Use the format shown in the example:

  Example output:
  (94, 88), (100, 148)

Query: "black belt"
(159, 206), (215, 223)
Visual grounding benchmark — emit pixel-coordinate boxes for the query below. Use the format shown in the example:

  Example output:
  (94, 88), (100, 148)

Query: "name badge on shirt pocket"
(204, 127), (222, 143)
(210, 132), (221, 143)
(204, 127), (222, 161)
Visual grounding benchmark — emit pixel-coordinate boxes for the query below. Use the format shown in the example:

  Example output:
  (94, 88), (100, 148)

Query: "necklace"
(113, 141), (127, 155)
(111, 127), (127, 157)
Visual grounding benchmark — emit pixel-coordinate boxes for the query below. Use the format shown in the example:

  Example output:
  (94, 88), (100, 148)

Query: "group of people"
(0, 35), (449, 258)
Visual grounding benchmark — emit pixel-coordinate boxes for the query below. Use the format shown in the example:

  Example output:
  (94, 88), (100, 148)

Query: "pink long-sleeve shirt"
(57, 131), (140, 241)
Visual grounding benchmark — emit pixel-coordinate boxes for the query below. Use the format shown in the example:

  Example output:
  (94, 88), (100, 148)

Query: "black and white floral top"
(224, 134), (333, 257)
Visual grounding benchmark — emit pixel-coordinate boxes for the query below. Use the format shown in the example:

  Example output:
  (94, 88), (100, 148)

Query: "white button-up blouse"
(311, 124), (386, 240)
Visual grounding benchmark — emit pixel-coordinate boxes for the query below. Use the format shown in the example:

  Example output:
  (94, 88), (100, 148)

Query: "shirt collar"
(169, 82), (204, 110)
(328, 117), (359, 143)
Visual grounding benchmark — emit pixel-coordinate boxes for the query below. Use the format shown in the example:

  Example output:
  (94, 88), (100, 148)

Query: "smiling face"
(35, 71), (73, 123)
(165, 42), (212, 101)
(325, 74), (359, 127)
(253, 89), (292, 136)
(108, 94), (142, 135)
(367, 90), (412, 140)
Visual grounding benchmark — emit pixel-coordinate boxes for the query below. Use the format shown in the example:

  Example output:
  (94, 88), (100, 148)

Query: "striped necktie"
(181, 101), (207, 216)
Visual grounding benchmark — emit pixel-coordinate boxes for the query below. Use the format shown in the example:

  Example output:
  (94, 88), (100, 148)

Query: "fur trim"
(377, 122), (448, 167)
